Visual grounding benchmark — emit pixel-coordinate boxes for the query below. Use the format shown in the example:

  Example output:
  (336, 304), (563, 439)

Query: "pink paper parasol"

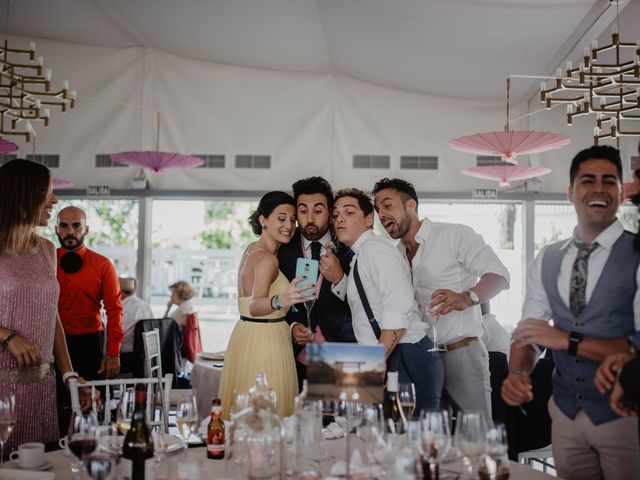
(0, 138), (18, 154)
(462, 164), (551, 187)
(109, 151), (204, 173)
(52, 177), (75, 189)
(449, 131), (571, 164)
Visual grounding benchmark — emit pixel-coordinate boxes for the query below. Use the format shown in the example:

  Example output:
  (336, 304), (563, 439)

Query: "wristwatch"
(465, 290), (479, 306)
(567, 331), (584, 356)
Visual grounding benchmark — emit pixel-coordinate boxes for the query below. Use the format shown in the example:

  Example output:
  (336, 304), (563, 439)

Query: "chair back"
(68, 374), (173, 433)
(142, 329), (162, 378)
(132, 318), (182, 385)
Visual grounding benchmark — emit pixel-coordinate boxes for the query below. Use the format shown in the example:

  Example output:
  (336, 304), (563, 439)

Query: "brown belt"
(439, 336), (477, 353)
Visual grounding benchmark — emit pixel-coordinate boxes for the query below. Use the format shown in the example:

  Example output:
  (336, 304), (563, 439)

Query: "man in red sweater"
(55, 206), (123, 380)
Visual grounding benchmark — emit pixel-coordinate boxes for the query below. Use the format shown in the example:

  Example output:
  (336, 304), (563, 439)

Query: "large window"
(416, 202), (524, 330)
(40, 198), (139, 276)
(150, 199), (257, 352)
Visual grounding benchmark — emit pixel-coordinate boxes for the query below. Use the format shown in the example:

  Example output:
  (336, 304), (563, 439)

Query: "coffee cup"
(10, 442), (45, 469)
(59, 435), (70, 456)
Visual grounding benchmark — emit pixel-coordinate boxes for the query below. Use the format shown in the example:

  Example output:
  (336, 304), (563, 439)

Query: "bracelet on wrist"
(274, 294), (282, 310)
(1, 330), (18, 351)
(62, 371), (79, 385)
(509, 369), (528, 377)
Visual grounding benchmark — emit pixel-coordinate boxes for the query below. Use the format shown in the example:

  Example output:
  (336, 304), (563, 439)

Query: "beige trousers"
(549, 397), (640, 480)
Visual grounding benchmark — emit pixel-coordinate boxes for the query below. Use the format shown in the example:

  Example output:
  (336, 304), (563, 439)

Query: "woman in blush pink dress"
(0, 159), (90, 456)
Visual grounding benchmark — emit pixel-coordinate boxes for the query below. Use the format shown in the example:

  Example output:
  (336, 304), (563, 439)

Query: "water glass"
(482, 423), (509, 480)
(115, 388), (135, 435)
(175, 394), (198, 446)
(456, 411), (488, 478)
(0, 393), (15, 464)
(84, 426), (117, 480)
(294, 407), (322, 479)
(399, 383), (417, 420)
(421, 410), (452, 480)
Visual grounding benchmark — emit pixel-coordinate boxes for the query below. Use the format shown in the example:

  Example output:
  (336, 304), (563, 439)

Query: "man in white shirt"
(373, 178), (510, 418)
(332, 188), (444, 414)
(502, 146), (640, 479)
(119, 277), (153, 374)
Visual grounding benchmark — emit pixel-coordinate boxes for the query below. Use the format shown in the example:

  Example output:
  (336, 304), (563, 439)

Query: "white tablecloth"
(42, 439), (556, 479)
(190, 356), (223, 422)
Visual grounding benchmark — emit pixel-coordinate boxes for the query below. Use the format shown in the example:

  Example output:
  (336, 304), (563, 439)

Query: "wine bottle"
(207, 398), (225, 459)
(383, 371), (407, 434)
(122, 383), (154, 480)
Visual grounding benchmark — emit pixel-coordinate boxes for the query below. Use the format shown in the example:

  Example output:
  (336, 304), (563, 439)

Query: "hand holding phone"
(295, 258), (319, 301)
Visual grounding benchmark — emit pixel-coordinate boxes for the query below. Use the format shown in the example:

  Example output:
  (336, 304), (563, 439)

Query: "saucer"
(10, 459), (53, 471)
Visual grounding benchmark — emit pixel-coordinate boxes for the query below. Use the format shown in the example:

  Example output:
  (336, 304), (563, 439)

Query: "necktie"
(569, 241), (598, 316)
(342, 247), (355, 275)
(310, 241), (322, 260)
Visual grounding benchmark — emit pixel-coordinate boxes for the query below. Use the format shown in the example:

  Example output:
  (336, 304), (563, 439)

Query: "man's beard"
(301, 223), (328, 241)
(57, 233), (84, 251)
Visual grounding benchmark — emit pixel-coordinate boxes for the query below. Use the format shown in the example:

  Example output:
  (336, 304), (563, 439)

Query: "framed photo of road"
(306, 342), (385, 403)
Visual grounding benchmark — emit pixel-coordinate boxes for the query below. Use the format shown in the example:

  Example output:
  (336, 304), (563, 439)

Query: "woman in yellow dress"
(218, 191), (312, 419)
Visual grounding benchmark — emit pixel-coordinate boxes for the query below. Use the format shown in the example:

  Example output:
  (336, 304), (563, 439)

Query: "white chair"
(143, 329), (170, 432)
(518, 444), (555, 474)
(68, 374), (173, 433)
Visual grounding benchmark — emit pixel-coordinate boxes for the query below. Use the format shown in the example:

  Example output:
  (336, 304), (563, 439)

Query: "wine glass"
(175, 394), (198, 448)
(68, 410), (98, 479)
(399, 383), (416, 420)
(421, 409), (452, 480)
(426, 309), (445, 352)
(84, 425), (117, 480)
(116, 388), (135, 435)
(0, 394), (15, 465)
(482, 423), (508, 480)
(456, 411), (488, 478)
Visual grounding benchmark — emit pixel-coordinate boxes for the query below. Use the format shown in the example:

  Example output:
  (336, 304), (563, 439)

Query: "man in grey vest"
(502, 145), (640, 480)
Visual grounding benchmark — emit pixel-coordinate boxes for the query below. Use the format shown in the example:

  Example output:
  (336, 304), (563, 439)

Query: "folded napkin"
(329, 449), (367, 477)
(323, 422), (345, 440)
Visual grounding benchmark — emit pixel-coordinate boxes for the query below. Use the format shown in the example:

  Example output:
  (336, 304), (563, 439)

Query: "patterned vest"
(541, 231), (640, 425)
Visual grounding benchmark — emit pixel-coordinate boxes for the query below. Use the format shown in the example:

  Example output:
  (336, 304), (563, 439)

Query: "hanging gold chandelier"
(0, 39), (75, 142)
(539, 0), (639, 146)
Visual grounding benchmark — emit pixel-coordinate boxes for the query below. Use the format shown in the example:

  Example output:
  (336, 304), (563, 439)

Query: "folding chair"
(68, 374), (173, 433)
(143, 329), (170, 432)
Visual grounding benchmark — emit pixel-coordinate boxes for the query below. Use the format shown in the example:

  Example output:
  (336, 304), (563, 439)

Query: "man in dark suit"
(277, 176), (355, 389)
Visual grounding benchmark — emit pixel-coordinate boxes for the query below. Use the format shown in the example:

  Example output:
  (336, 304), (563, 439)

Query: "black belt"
(240, 316), (286, 324)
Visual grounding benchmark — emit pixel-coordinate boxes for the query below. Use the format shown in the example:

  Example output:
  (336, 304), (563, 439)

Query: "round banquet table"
(41, 436), (557, 479)
(190, 354), (224, 422)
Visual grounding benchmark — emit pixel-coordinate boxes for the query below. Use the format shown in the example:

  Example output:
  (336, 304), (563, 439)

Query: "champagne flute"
(399, 383), (417, 420)
(421, 409), (452, 480)
(303, 288), (317, 333)
(0, 393), (15, 465)
(116, 388), (135, 435)
(426, 309), (445, 352)
(175, 394), (198, 448)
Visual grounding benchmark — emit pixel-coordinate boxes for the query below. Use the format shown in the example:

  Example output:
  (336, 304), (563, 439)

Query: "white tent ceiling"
(1, 0), (634, 103)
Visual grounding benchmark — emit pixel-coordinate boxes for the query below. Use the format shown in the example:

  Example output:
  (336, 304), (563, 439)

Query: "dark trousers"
(387, 335), (445, 417)
(56, 331), (105, 436)
(119, 352), (136, 376)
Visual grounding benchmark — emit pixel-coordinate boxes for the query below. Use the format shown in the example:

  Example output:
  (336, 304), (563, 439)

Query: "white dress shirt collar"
(301, 231), (332, 254)
(351, 229), (375, 255)
(563, 219), (623, 251)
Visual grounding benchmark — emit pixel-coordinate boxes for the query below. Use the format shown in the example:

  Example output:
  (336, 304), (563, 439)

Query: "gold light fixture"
(0, 39), (76, 142)
(540, 0), (639, 146)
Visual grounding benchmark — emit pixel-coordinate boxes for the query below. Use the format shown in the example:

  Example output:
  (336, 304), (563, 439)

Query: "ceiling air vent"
(96, 154), (128, 168)
(27, 154), (60, 168)
(476, 155), (510, 167)
(235, 155), (271, 169)
(193, 154), (225, 168)
(353, 155), (390, 169)
(400, 156), (438, 170)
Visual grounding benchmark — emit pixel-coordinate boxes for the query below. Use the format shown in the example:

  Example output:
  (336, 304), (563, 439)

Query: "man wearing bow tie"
(277, 177), (355, 389)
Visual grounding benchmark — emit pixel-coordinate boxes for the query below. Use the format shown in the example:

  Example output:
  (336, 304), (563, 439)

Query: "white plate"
(198, 351), (225, 361)
(8, 460), (53, 471)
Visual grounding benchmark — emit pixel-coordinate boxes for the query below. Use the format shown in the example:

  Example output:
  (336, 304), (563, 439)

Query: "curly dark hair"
(569, 145), (622, 185)
(248, 191), (296, 235)
(334, 188), (374, 216)
(371, 177), (418, 205)
(291, 176), (334, 210)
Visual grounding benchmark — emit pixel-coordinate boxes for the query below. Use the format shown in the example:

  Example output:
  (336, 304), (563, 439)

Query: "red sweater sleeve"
(101, 259), (123, 356)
